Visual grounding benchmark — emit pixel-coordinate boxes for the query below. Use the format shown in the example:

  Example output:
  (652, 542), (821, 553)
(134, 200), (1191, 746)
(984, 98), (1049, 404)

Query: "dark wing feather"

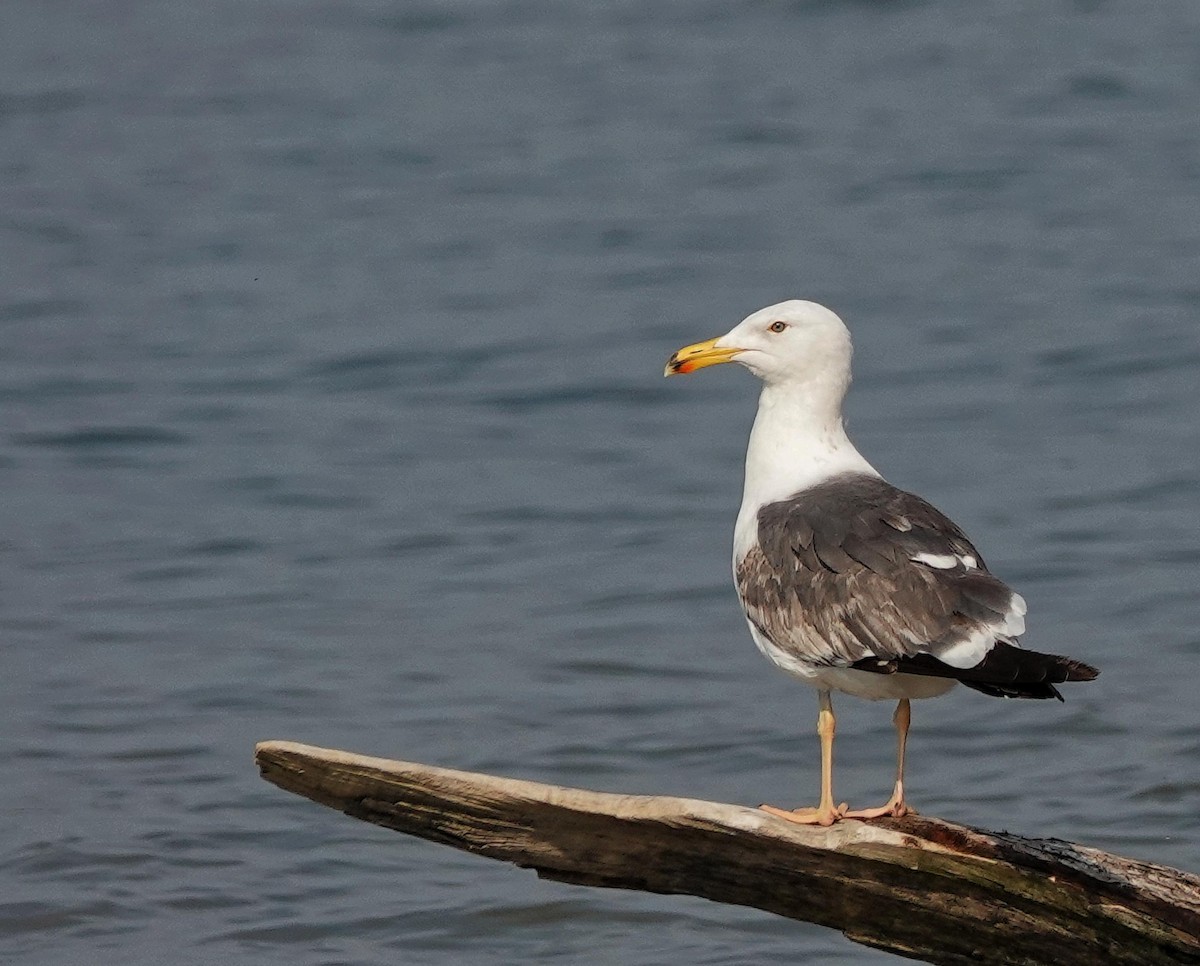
(738, 474), (1017, 671)
(854, 644), (1099, 700)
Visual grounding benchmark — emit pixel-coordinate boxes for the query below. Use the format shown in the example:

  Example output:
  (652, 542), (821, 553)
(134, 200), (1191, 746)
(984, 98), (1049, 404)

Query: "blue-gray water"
(3, 1), (1199, 963)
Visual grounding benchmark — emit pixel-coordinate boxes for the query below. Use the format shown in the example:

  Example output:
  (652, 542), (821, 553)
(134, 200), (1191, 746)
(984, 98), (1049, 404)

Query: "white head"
(667, 300), (875, 521)
(665, 300), (853, 393)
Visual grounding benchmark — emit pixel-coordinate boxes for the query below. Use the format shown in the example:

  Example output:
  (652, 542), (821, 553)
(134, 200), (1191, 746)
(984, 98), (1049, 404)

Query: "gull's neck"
(733, 380), (879, 558)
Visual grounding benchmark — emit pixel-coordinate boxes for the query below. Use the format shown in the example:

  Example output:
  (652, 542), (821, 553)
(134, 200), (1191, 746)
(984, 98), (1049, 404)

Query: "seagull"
(665, 300), (1098, 826)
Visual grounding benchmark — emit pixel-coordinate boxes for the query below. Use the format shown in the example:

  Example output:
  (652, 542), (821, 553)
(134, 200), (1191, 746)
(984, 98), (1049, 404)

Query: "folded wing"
(736, 473), (1098, 699)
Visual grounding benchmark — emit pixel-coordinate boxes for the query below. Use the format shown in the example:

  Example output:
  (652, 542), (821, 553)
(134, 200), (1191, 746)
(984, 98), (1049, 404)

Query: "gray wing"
(736, 473), (1024, 670)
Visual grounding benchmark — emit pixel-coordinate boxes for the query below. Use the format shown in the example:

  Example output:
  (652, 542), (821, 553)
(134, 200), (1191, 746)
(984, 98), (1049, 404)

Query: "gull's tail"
(853, 643), (1099, 701)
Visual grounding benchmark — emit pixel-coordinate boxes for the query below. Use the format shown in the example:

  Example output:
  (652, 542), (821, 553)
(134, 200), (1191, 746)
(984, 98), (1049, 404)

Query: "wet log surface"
(255, 740), (1200, 965)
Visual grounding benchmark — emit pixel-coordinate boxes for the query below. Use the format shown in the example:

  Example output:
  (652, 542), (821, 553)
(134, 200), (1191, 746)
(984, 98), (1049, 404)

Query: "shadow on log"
(255, 740), (1200, 965)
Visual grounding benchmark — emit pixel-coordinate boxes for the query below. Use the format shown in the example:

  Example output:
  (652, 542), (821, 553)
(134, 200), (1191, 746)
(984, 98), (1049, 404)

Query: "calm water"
(3, 1), (1199, 963)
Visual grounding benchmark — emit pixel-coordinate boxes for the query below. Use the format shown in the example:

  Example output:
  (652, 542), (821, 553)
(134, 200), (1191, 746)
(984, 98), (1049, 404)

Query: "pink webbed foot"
(758, 801), (849, 827)
(842, 797), (917, 820)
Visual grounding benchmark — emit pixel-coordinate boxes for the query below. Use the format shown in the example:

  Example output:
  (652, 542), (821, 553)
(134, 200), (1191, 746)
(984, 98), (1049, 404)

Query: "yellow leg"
(844, 697), (916, 820)
(760, 690), (846, 827)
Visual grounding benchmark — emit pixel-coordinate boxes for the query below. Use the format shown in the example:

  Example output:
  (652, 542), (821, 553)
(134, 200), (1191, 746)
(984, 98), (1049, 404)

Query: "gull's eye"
(768, 321), (787, 333)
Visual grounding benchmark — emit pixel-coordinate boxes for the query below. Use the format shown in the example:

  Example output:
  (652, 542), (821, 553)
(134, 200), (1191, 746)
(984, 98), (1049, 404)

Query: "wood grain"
(255, 740), (1200, 965)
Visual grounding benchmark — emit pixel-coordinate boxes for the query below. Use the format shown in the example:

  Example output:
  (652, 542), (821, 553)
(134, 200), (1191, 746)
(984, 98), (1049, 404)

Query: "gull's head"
(664, 300), (852, 388)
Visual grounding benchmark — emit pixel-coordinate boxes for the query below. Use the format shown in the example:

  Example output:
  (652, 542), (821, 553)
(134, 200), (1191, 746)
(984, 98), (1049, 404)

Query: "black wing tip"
(961, 680), (1066, 700)
(1062, 658), (1099, 682)
(983, 644), (1100, 689)
(858, 644), (1100, 701)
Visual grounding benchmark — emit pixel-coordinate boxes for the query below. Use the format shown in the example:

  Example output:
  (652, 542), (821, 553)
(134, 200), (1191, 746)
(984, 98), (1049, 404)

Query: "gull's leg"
(893, 696), (911, 814)
(760, 690), (846, 827)
(844, 697), (915, 820)
(814, 689), (841, 819)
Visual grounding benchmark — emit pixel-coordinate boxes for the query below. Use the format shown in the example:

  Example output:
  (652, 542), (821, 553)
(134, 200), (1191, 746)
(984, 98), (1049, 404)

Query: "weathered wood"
(255, 740), (1200, 965)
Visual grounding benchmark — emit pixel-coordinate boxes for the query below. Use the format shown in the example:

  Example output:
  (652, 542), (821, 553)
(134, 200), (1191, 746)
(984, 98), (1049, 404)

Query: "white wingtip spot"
(912, 552), (981, 571)
(912, 552), (958, 569)
(1002, 593), (1027, 636)
(936, 630), (994, 669)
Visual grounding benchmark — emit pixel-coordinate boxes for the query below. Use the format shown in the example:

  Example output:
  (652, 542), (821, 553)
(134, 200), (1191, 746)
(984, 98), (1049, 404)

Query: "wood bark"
(255, 740), (1200, 965)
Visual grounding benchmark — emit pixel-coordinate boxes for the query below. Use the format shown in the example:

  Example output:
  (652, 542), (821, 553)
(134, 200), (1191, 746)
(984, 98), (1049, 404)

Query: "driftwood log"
(255, 740), (1200, 965)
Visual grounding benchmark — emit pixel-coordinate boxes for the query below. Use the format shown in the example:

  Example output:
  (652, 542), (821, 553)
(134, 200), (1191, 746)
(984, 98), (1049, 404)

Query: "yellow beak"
(664, 337), (741, 376)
